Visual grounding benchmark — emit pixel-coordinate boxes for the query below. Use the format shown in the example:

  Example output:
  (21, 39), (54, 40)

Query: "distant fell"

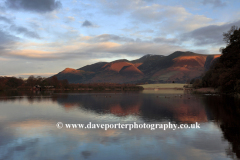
(54, 51), (220, 84)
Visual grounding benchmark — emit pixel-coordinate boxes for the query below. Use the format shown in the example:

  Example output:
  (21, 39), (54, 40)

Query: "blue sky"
(0, 0), (240, 77)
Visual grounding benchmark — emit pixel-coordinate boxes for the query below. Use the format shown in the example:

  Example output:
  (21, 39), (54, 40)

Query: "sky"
(0, 0), (240, 78)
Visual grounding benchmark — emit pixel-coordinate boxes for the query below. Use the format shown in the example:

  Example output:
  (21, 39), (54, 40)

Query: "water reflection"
(0, 91), (239, 159)
(203, 96), (240, 160)
(0, 91), (209, 123)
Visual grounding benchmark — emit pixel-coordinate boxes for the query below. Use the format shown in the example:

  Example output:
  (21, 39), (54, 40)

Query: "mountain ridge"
(54, 51), (221, 84)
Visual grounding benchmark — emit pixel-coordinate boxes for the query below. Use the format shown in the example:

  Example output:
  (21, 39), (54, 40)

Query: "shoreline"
(192, 88), (218, 94)
(143, 88), (183, 90)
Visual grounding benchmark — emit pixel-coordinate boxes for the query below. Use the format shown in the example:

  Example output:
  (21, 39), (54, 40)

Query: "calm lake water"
(0, 90), (239, 160)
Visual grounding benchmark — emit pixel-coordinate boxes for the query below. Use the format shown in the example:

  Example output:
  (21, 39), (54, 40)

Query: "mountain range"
(54, 51), (221, 84)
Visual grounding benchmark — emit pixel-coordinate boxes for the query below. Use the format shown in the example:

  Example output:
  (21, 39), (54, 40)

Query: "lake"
(0, 90), (239, 160)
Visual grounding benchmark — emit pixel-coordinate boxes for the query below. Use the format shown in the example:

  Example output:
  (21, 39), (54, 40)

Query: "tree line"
(191, 26), (240, 93)
(0, 75), (143, 91)
(0, 76), (68, 91)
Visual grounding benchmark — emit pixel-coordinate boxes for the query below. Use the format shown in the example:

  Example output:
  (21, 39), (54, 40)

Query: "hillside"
(54, 51), (220, 84)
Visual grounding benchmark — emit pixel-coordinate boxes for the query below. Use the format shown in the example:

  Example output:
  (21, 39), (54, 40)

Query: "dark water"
(0, 90), (240, 160)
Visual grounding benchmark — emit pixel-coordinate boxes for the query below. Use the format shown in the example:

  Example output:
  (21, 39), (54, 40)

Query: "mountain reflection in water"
(54, 92), (209, 123)
(0, 91), (239, 160)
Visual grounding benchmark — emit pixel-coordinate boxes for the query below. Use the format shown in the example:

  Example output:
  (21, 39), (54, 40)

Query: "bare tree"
(223, 25), (239, 45)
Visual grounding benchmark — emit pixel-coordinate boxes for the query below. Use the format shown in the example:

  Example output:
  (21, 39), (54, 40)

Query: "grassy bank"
(192, 88), (218, 94)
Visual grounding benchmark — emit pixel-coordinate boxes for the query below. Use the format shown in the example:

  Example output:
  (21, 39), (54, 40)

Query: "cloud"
(98, 0), (141, 15)
(82, 20), (93, 27)
(181, 20), (240, 46)
(3, 37), (184, 60)
(0, 15), (13, 24)
(8, 49), (56, 59)
(153, 37), (179, 44)
(0, 30), (15, 43)
(90, 34), (134, 42)
(131, 4), (171, 22)
(202, 0), (227, 8)
(131, 4), (213, 33)
(88, 34), (179, 45)
(98, 1), (213, 33)
(135, 29), (154, 34)
(55, 35), (184, 58)
(107, 42), (184, 56)
(5, 0), (62, 13)
(27, 20), (41, 29)
(10, 25), (41, 39)
(65, 16), (75, 22)
(0, 5), (6, 13)
(0, 29), (18, 51)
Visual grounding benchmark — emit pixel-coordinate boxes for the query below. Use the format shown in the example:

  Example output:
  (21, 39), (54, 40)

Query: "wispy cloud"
(0, 29), (19, 52)
(131, 4), (213, 33)
(10, 25), (41, 39)
(65, 16), (75, 23)
(0, 15), (13, 24)
(202, 0), (227, 8)
(181, 20), (240, 46)
(5, 0), (62, 13)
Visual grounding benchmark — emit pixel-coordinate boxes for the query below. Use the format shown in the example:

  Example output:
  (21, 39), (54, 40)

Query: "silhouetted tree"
(6, 77), (24, 88)
(198, 26), (240, 93)
(27, 75), (36, 87)
(50, 76), (60, 88)
(223, 25), (239, 45)
(61, 79), (69, 89)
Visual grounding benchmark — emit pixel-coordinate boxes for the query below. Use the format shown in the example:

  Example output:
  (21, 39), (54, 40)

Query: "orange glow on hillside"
(134, 63), (143, 68)
(173, 56), (207, 67)
(103, 62), (132, 72)
(213, 54), (221, 59)
(120, 65), (144, 75)
(102, 62), (143, 75)
(62, 68), (77, 73)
